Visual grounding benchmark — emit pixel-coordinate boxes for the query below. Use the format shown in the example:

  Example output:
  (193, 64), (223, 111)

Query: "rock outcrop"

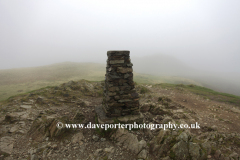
(0, 80), (240, 160)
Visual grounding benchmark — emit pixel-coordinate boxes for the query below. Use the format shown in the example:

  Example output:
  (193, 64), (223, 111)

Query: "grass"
(1, 62), (239, 107)
(0, 62), (201, 101)
(140, 86), (150, 94)
(94, 115), (116, 137)
(156, 83), (240, 107)
(133, 73), (201, 85)
(0, 151), (10, 158)
(0, 62), (105, 101)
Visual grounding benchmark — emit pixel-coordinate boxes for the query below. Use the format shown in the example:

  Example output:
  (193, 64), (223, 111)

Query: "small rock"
(31, 154), (38, 160)
(111, 128), (146, 154)
(172, 131), (178, 136)
(51, 144), (58, 150)
(162, 156), (171, 160)
(0, 136), (14, 154)
(162, 116), (172, 124)
(72, 132), (84, 144)
(18, 130), (25, 134)
(211, 125), (217, 131)
(177, 132), (188, 142)
(189, 142), (200, 160)
(42, 149), (47, 158)
(218, 138), (223, 142)
(20, 105), (32, 109)
(100, 138), (106, 142)
(138, 149), (147, 159)
(92, 135), (99, 141)
(172, 140), (189, 160)
(140, 103), (151, 113)
(9, 125), (18, 133)
(201, 142), (211, 154)
(154, 129), (170, 144)
(19, 121), (26, 126)
(214, 150), (221, 159)
(94, 149), (103, 156)
(104, 146), (115, 159)
(231, 133), (235, 137)
(5, 113), (19, 122)
(104, 147), (115, 154)
(145, 128), (154, 138)
(229, 152), (239, 159)
(36, 145), (47, 153)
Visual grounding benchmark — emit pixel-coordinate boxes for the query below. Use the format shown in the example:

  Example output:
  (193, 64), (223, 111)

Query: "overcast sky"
(0, 0), (240, 73)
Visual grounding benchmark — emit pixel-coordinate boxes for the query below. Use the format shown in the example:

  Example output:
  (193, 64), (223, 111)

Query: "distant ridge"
(0, 61), (200, 101)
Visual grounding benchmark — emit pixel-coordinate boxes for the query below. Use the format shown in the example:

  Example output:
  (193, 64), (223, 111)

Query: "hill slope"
(0, 62), (201, 101)
(0, 80), (239, 159)
(132, 55), (240, 96)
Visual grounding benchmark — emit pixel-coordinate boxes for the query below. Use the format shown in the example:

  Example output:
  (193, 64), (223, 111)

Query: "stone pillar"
(102, 50), (139, 117)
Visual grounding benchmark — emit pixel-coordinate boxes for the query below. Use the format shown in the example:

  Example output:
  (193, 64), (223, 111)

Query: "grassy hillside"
(132, 55), (240, 96)
(0, 62), (105, 85)
(156, 83), (240, 106)
(0, 62), (201, 101)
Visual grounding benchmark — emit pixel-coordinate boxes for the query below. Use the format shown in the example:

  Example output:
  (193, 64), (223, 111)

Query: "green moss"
(192, 138), (203, 144)
(148, 95), (152, 98)
(95, 115), (99, 124)
(162, 101), (169, 107)
(101, 156), (108, 160)
(170, 137), (177, 148)
(140, 86), (150, 94)
(97, 90), (104, 96)
(210, 146), (217, 155)
(94, 115), (116, 137)
(234, 138), (240, 147)
(188, 84), (195, 87)
(199, 144), (207, 155)
(149, 104), (156, 109)
(169, 150), (176, 160)
(113, 118), (120, 124)
(0, 151), (10, 158)
(160, 135), (169, 144)
(45, 110), (55, 115)
(155, 83), (240, 107)
(218, 118), (224, 121)
(158, 96), (172, 107)
(175, 121), (180, 125)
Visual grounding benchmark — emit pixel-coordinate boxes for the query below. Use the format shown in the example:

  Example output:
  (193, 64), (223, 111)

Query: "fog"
(131, 55), (240, 96)
(0, 0), (240, 94)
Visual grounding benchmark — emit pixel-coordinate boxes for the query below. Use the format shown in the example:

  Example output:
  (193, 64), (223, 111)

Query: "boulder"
(138, 149), (147, 159)
(176, 132), (189, 142)
(72, 132), (84, 145)
(27, 116), (69, 141)
(111, 128), (146, 154)
(5, 113), (19, 122)
(0, 136), (14, 154)
(171, 140), (189, 160)
(189, 142), (201, 160)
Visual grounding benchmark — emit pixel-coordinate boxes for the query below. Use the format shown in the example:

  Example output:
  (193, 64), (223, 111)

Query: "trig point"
(95, 50), (142, 124)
